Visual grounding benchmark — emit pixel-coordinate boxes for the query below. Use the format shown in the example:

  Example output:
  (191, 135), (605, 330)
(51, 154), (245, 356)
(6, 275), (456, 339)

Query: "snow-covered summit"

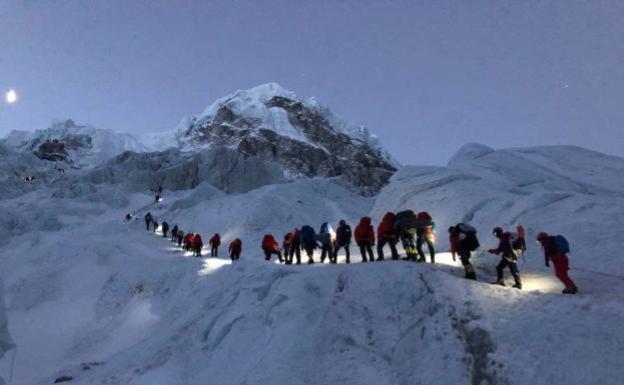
(2, 119), (147, 169)
(163, 83), (397, 195)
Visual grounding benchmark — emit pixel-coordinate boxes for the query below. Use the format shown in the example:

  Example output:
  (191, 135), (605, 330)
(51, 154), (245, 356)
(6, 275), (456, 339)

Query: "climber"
(184, 232), (194, 251)
(334, 220), (352, 264)
(176, 229), (184, 247)
(229, 238), (242, 261)
(317, 223), (335, 264)
(144, 212), (153, 230)
(193, 233), (204, 257)
(489, 227), (522, 289)
(261, 234), (283, 262)
(209, 233), (221, 257)
(393, 210), (419, 261)
(300, 225), (317, 264)
(449, 224), (479, 280)
(289, 228), (302, 265)
(537, 232), (578, 294)
(171, 225), (179, 242)
(377, 212), (399, 261)
(283, 233), (293, 264)
(354, 217), (375, 262)
(152, 220), (159, 234)
(161, 221), (169, 238)
(125, 213), (133, 222)
(416, 211), (435, 263)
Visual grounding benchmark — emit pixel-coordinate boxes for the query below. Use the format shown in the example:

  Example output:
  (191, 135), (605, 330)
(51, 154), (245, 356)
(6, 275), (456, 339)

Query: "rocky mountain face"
(173, 83), (397, 195)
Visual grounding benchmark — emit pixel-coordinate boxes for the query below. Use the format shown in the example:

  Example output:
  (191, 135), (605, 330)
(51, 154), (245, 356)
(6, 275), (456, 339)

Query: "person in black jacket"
(488, 227), (522, 289)
(334, 219), (352, 264)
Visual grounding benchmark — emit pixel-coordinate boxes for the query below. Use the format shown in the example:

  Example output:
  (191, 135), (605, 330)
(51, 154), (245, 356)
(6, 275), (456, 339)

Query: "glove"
(488, 249), (496, 254)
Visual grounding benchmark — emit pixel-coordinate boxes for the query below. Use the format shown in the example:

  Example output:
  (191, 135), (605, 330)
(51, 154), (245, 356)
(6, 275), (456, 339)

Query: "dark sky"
(1, 0), (623, 165)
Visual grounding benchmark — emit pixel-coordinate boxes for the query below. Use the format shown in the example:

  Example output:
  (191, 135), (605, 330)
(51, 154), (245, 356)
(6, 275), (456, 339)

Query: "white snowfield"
(0, 143), (623, 384)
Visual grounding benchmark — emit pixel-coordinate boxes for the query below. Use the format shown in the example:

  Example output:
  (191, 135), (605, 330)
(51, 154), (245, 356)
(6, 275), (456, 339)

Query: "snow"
(1, 142), (623, 384)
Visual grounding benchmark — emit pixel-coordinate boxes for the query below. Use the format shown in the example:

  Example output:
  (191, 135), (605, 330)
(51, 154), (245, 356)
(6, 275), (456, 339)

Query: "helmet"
(492, 227), (503, 236)
(536, 232), (549, 241)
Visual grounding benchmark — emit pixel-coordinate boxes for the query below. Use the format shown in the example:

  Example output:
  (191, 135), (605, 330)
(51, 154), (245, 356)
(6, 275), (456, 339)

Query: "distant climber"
(161, 221), (169, 238)
(261, 234), (283, 262)
(176, 229), (184, 247)
(416, 211), (435, 263)
(193, 233), (203, 257)
(489, 227), (522, 289)
(354, 217), (375, 262)
(229, 238), (242, 261)
(334, 220), (352, 263)
(393, 210), (419, 261)
(209, 233), (221, 257)
(289, 228), (302, 265)
(377, 212), (399, 261)
(537, 232), (578, 294)
(125, 213), (133, 222)
(144, 212), (153, 230)
(152, 220), (159, 233)
(317, 223), (335, 264)
(283, 233), (293, 264)
(449, 224), (479, 280)
(300, 225), (317, 264)
(171, 225), (179, 242)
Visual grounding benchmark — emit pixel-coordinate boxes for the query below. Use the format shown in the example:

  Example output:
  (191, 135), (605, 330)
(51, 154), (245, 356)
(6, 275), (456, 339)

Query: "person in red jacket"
(488, 227), (522, 289)
(209, 233), (221, 257)
(261, 234), (283, 263)
(354, 217), (375, 262)
(377, 212), (399, 261)
(229, 238), (242, 261)
(537, 232), (578, 294)
(193, 234), (204, 257)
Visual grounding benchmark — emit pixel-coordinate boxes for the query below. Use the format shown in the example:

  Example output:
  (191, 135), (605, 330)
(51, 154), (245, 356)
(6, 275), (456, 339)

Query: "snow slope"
(372, 143), (624, 275)
(1, 143), (623, 384)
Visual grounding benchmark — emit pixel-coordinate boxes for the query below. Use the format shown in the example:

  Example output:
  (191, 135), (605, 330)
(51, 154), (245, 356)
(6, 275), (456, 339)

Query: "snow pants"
(458, 250), (477, 280)
(401, 236), (418, 261)
(230, 251), (240, 261)
(496, 255), (521, 286)
(263, 248), (283, 262)
(377, 236), (399, 261)
(177, 236), (183, 247)
(358, 241), (375, 262)
(334, 244), (351, 264)
(416, 233), (435, 263)
(289, 244), (302, 264)
(320, 244), (335, 263)
(551, 254), (576, 289)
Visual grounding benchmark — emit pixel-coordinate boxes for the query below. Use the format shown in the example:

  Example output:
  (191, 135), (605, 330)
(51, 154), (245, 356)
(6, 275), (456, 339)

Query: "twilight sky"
(1, 0), (623, 165)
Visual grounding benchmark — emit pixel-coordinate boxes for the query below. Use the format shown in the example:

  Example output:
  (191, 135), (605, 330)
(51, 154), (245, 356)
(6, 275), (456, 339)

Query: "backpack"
(417, 212), (433, 227)
(394, 210), (418, 235)
(456, 223), (480, 252)
(551, 235), (570, 253)
(300, 225), (316, 244)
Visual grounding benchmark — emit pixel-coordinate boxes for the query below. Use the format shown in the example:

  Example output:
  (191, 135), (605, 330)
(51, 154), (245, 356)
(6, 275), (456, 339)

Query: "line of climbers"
(143, 209), (578, 295)
(143, 212), (242, 261)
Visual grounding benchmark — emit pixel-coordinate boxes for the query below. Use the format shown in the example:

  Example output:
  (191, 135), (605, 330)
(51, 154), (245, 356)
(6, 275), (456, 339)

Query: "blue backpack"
(551, 235), (570, 253)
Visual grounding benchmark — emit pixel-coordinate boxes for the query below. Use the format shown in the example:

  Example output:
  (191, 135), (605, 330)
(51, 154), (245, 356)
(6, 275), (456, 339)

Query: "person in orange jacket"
(354, 217), (375, 263)
(261, 234), (283, 263)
